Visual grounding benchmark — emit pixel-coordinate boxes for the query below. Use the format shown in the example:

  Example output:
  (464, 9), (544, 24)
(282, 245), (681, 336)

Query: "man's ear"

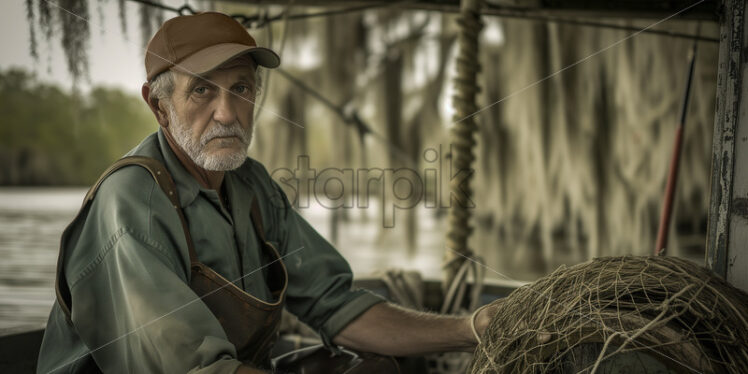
(141, 83), (169, 128)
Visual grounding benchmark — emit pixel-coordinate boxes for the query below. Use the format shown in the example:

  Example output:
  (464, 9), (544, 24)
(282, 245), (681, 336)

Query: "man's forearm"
(332, 302), (477, 356)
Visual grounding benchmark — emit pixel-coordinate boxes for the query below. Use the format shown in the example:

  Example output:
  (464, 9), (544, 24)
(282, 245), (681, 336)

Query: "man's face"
(165, 57), (258, 171)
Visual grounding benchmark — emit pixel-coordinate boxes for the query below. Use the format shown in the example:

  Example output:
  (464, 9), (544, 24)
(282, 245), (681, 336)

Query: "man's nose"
(212, 90), (237, 125)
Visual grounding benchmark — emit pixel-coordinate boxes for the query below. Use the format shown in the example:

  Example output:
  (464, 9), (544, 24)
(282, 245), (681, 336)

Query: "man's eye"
(233, 85), (250, 94)
(194, 86), (208, 94)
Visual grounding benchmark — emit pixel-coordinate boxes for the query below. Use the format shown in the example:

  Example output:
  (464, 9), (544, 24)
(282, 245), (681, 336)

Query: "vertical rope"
(444, 0), (484, 293)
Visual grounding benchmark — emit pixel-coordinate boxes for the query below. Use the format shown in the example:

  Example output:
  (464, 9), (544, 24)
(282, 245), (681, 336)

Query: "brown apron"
(55, 156), (287, 370)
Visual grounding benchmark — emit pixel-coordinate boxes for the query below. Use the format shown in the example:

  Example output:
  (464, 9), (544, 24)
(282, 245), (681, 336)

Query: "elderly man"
(37, 12), (495, 374)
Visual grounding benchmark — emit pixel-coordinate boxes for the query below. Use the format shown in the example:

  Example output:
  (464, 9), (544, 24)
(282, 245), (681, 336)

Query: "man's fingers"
(516, 321), (527, 331)
(482, 301), (550, 344)
(512, 320), (552, 344)
(537, 330), (552, 344)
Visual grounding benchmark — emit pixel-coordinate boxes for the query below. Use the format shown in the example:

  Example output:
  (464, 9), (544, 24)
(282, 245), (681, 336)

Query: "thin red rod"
(655, 41), (698, 256)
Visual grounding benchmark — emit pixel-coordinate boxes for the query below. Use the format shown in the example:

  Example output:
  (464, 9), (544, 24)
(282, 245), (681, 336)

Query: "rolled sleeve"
(263, 179), (386, 349)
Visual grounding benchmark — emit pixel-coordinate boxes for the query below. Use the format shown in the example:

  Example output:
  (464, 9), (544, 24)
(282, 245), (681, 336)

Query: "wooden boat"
(0, 277), (521, 373)
(0, 276), (693, 373)
(3, 0), (746, 373)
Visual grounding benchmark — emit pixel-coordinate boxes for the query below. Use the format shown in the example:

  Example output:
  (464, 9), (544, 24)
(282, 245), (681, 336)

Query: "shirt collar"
(157, 128), (201, 208)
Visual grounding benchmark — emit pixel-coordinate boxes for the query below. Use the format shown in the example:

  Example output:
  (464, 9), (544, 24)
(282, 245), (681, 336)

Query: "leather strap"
(94, 157), (269, 263)
(57, 156), (272, 322)
(56, 156), (200, 323)
(249, 198), (267, 243)
(89, 156), (200, 264)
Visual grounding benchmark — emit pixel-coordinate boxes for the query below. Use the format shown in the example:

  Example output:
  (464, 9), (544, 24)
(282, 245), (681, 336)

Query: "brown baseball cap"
(144, 12), (280, 81)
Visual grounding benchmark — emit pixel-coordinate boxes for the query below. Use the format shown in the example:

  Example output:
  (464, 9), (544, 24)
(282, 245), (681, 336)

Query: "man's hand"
(472, 299), (551, 346)
(472, 302), (500, 343)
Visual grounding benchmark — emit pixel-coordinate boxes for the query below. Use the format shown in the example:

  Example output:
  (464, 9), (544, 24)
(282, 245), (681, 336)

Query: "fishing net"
(469, 256), (748, 373)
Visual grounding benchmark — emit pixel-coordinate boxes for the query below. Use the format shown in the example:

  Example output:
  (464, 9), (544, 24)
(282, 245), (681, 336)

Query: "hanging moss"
(38, 0), (54, 43)
(118, 0), (128, 40)
(59, 0), (91, 83)
(22, 0), (164, 85)
(25, 0), (38, 62)
(139, 3), (164, 50)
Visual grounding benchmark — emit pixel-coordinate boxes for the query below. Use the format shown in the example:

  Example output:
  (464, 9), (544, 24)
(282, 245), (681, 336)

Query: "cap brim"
(172, 43), (280, 77)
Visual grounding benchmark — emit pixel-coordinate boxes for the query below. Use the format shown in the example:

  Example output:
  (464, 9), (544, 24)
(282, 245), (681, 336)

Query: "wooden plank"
(706, 0), (748, 293)
(217, 0), (718, 20)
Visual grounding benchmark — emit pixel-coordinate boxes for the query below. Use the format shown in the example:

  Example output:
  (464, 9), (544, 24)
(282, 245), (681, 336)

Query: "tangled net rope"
(469, 256), (748, 373)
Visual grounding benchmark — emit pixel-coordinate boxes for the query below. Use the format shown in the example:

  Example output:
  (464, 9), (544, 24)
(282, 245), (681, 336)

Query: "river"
(0, 188), (85, 329)
(0, 187), (452, 330)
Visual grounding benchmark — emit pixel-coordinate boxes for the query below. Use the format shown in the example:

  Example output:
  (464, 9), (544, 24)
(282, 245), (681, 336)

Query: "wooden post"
(442, 0), (483, 296)
(706, 0), (748, 292)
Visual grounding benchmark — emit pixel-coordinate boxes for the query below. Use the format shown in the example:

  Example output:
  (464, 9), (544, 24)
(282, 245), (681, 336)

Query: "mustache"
(200, 123), (250, 147)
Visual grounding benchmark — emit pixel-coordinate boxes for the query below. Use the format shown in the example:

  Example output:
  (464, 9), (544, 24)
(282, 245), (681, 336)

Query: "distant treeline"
(0, 68), (157, 185)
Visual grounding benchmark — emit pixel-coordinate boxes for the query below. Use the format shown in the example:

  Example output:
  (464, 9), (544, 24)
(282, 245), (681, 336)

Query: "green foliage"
(0, 68), (157, 185)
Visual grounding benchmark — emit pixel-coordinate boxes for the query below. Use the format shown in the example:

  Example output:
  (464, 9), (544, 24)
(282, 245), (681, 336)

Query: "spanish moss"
(59, 0), (91, 83)
(139, 2), (164, 50)
(24, 0), (37, 62)
(118, 0), (128, 40)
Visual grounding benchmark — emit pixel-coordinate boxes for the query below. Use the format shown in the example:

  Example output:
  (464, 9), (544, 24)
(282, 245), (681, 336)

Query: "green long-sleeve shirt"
(36, 129), (385, 374)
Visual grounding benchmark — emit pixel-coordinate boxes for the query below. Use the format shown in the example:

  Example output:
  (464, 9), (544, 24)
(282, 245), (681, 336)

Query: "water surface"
(0, 188), (448, 330)
(0, 188), (85, 329)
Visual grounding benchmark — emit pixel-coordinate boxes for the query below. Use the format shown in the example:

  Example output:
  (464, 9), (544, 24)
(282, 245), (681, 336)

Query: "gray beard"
(167, 106), (253, 171)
